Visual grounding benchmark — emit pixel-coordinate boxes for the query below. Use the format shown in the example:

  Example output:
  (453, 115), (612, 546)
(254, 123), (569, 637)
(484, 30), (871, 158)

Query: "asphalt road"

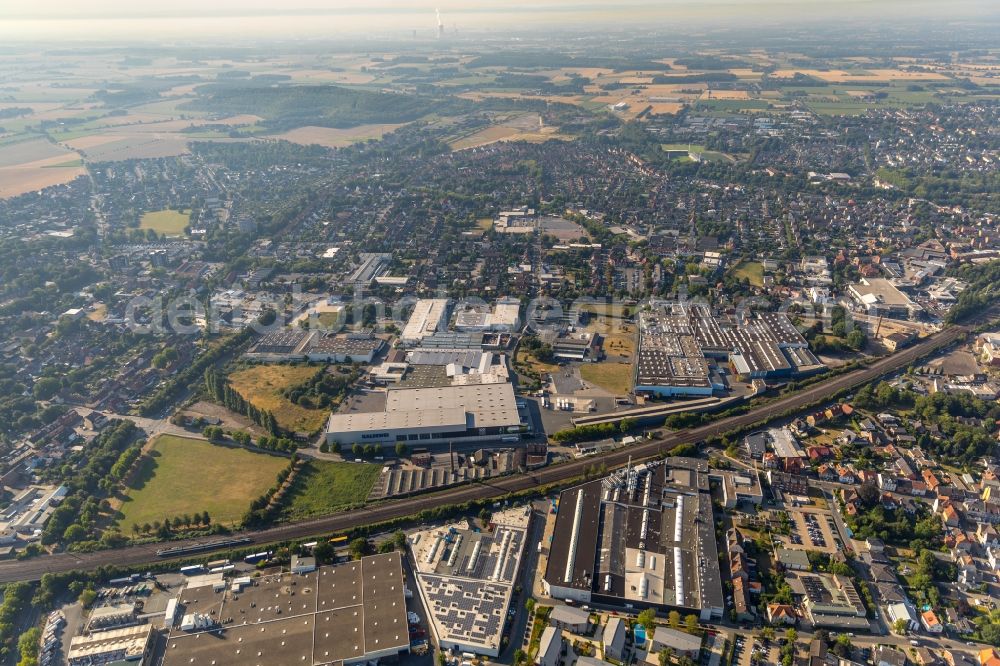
(0, 321), (970, 583)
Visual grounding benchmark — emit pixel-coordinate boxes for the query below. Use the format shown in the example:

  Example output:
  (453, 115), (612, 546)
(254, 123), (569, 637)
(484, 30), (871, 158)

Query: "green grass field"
(117, 434), (287, 528)
(139, 209), (190, 236)
(580, 362), (634, 396)
(731, 260), (765, 287)
(279, 460), (380, 521)
(662, 143), (707, 152)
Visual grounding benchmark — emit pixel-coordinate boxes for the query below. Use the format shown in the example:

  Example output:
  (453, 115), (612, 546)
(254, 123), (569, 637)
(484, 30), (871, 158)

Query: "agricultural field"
(140, 209), (190, 236)
(580, 362), (634, 396)
(271, 123), (406, 148)
(449, 113), (570, 150)
(228, 364), (329, 433)
(0, 135), (86, 198)
(770, 68), (949, 83)
(279, 460), (380, 521)
(64, 135), (192, 161)
(116, 434), (287, 528)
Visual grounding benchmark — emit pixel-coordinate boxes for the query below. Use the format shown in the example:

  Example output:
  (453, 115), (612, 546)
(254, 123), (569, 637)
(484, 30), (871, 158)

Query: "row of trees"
(204, 368), (280, 434)
(552, 418), (636, 443)
(242, 456), (301, 527)
(0, 582), (32, 663)
(201, 426), (300, 454)
(130, 512), (212, 538)
(41, 420), (139, 547)
(139, 317), (266, 416)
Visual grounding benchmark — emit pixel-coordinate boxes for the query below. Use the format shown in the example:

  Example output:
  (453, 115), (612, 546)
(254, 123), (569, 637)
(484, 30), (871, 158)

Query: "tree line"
(204, 367), (280, 434)
(552, 418), (637, 443)
(139, 320), (262, 416)
(242, 456), (301, 528)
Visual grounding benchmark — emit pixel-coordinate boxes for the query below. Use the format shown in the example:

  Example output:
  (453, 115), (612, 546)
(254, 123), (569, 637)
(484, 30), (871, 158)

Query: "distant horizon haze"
(1, 0), (998, 42)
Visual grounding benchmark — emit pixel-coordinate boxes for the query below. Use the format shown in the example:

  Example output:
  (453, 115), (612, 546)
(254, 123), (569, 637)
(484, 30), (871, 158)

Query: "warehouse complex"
(245, 328), (384, 363)
(401, 299), (451, 345)
(849, 278), (922, 319)
(326, 382), (525, 447)
(542, 458), (725, 620)
(68, 624), (155, 666)
(636, 302), (823, 397)
(162, 552), (410, 666)
(409, 507), (530, 657)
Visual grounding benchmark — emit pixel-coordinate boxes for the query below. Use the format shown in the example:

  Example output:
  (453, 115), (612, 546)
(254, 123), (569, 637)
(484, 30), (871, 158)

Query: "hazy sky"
(0, 0), (995, 42)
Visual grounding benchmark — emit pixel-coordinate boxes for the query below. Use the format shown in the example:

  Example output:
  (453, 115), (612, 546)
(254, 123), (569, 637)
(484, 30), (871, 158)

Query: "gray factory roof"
(545, 459), (723, 614)
(328, 383), (521, 434)
(636, 302), (814, 389)
(163, 552), (409, 666)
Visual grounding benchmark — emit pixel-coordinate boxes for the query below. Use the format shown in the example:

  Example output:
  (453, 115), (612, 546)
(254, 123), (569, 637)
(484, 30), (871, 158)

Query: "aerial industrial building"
(635, 302), (822, 397)
(453, 297), (521, 332)
(543, 458), (725, 620)
(162, 552), (410, 666)
(401, 299), (451, 345)
(409, 507), (530, 657)
(245, 329), (384, 364)
(67, 624), (155, 666)
(787, 572), (869, 630)
(326, 382), (524, 447)
(849, 278), (922, 319)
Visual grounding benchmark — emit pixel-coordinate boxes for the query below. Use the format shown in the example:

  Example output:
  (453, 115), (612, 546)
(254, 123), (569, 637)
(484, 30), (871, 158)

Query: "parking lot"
(731, 634), (779, 666)
(784, 508), (841, 553)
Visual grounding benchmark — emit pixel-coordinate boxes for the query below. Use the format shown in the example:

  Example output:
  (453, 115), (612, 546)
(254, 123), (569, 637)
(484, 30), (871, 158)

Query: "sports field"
(139, 209), (190, 236)
(117, 434), (287, 528)
(279, 460), (380, 521)
(228, 364), (328, 433)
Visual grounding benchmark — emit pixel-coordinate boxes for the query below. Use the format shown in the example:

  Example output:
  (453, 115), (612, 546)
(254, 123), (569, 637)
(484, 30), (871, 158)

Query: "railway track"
(0, 321), (970, 583)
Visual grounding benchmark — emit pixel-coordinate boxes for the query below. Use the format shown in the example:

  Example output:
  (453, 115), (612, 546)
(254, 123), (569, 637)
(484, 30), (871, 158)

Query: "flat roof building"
(849, 278), (922, 319)
(636, 302), (822, 397)
(68, 624), (154, 666)
(542, 458), (725, 621)
(325, 382), (524, 447)
(162, 552), (409, 666)
(245, 329), (383, 363)
(401, 299), (450, 345)
(716, 470), (764, 508)
(409, 507), (530, 657)
(788, 572), (869, 629)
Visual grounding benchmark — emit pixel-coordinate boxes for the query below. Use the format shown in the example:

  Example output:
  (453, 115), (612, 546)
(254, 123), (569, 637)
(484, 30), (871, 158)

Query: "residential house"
(920, 610), (943, 634)
(648, 628), (702, 660)
(549, 605), (590, 633)
(767, 604), (797, 625)
(876, 646), (908, 666)
(538, 627), (563, 666)
(602, 617), (626, 662)
(878, 474), (898, 492)
(980, 648), (1000, 666)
